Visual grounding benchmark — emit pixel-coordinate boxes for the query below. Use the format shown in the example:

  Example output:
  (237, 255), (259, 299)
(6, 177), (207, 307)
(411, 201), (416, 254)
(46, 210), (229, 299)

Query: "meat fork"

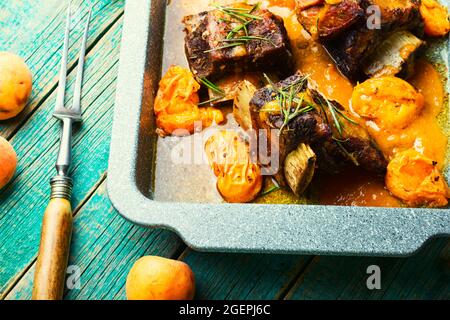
(32, 3), (91, 300)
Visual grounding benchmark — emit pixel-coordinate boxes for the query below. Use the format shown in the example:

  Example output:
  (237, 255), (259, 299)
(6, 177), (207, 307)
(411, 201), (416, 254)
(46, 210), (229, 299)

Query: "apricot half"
(420, 0), (450, 37)
(0, 136), (17, 189)
(154, 65), (224, 136)
(351, 77), (424, 130)
(126, 256), (195, 300)
(386, 149), (449, 207)
(0, 52), (32, 120)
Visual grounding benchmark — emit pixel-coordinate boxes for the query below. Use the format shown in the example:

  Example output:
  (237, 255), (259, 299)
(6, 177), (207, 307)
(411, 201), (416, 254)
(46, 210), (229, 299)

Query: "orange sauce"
(362, 60), (448, 168)
(265, 0), (296, 9)
(279, 10), (355, 108)
(265, 3), (448, 207)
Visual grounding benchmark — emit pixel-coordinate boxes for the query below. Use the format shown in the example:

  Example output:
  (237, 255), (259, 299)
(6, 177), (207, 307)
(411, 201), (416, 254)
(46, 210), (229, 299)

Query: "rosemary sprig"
(315, 94), (361, 166)
(333, 138), (360, 166)
(204, 43), (244, 53)
(325, 97), (344, 136)
(261, 178), (280, 196)
(261, 185), (281, 196)
(198, 78), (226, 106)
(205, 3), (275, 53)
(334, 107), (359, 126)
(222, 36), (276, 46)
(199, 77), (225, 95)
(263, 74), (313, 134)
(227, 20), (252, 39)
(249, 2), (261, 14)
(314, 92), (358, 137)
(212, 3), (262, 22)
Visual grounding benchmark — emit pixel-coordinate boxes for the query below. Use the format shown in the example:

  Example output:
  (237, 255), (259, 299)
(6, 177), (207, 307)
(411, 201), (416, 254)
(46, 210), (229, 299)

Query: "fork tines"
(54, 2), (92, 121)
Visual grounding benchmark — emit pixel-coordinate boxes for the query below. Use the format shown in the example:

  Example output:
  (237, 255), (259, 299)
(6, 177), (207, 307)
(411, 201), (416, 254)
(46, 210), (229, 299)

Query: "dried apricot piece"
(351, 77), (424, 129)
(420, 0), (450, 37)
(154, 65), (224, 136)
(386, 149), (449, 207)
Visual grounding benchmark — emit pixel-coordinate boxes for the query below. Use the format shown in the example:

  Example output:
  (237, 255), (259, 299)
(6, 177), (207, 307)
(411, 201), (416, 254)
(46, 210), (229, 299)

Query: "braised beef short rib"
(250, 73), (387, 185)
(295, 0), (423, 79)
(183, 6), (293, 80)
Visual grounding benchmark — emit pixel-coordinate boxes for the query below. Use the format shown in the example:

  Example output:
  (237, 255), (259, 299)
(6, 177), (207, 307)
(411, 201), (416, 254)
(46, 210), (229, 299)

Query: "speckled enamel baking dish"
(108, 0), (450, 256)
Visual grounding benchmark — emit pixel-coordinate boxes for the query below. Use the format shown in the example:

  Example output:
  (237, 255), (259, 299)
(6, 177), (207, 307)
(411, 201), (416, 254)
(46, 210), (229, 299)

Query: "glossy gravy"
(267, 0), (448, 206)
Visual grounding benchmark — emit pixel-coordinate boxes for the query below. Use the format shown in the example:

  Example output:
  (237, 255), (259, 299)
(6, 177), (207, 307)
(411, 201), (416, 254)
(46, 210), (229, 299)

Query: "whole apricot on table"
(0, 136), (17, 189)
(0, 52), (32, 120)
(126, 256), (195, 300)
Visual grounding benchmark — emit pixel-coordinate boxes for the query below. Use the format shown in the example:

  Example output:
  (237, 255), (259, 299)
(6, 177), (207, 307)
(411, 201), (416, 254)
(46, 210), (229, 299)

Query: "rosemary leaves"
(263, 74), (314, 134)
(205, 3), (276, 53)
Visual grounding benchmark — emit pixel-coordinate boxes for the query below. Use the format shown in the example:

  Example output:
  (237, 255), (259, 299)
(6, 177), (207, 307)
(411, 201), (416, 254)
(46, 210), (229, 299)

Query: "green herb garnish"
(205, 3), (275, 53)
(199, 77), (225, 95)
(221, 36), (277, 47)
(333, 138), (360, 166)
(260, 178), (281, 196)
(314, 93), (361, 166)
(263, 74), (314, 135)
(212, 3), (263, 21)
(315, 94), (358, 137)
(198, 78), (226, 106)
(198, 97), (224, 106)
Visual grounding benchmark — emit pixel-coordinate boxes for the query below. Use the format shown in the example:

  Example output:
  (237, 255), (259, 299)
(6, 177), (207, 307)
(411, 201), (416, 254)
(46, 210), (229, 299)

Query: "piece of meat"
(296, 6), (321, 36)
(308, 87), (387, 174)
(327, 0), (423, 79)
(297, 0), (364, 40)
(250, 73), (331, 185)
(296, 0), (423, 79)
(250, 73), (387, 185)
(296, 0), (324, 11)
(183, 5), (293, 81)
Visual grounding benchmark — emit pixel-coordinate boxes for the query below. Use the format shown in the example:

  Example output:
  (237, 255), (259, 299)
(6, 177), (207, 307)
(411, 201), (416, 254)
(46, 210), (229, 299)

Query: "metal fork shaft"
(55, 118), (74, 178)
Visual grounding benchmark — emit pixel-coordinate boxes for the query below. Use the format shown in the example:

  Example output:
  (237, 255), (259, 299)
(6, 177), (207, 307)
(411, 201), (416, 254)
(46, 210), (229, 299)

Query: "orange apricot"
(420, 0), (450, 37)
(351, 77), (424, 129)
(154, 65), (224, 136)
(205, 130), (262, 203)
(0, 52), (32, 120)
(386, 149), (449, 207)
(0, 136), (17, 189)
(126, 256), (195, 300)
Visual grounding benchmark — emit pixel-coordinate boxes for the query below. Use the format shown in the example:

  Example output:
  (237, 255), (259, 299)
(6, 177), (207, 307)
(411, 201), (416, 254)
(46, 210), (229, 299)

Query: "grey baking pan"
(108, 0), (450, 256)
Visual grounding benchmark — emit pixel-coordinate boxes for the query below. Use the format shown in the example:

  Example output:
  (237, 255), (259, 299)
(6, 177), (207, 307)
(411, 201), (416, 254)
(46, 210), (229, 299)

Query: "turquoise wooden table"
(0, 0), (449, 300)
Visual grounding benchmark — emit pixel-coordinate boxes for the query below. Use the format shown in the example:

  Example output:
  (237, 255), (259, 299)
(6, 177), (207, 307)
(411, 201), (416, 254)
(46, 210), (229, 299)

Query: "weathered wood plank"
(286, 239), (450, 300)
(181, 250), (311, 300)
(6, 182), (184, 300)
(0, 0), (124, 138)
(381, 239), (450, 300)
(0, 20), (123, 294)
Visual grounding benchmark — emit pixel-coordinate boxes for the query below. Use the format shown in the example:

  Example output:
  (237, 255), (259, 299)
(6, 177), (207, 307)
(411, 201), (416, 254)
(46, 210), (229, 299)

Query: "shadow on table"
(182, 237), (450, 300)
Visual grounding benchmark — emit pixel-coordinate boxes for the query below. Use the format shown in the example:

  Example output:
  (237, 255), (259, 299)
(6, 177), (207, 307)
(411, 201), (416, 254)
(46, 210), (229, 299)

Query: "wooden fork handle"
(32, 187), (73, 300)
